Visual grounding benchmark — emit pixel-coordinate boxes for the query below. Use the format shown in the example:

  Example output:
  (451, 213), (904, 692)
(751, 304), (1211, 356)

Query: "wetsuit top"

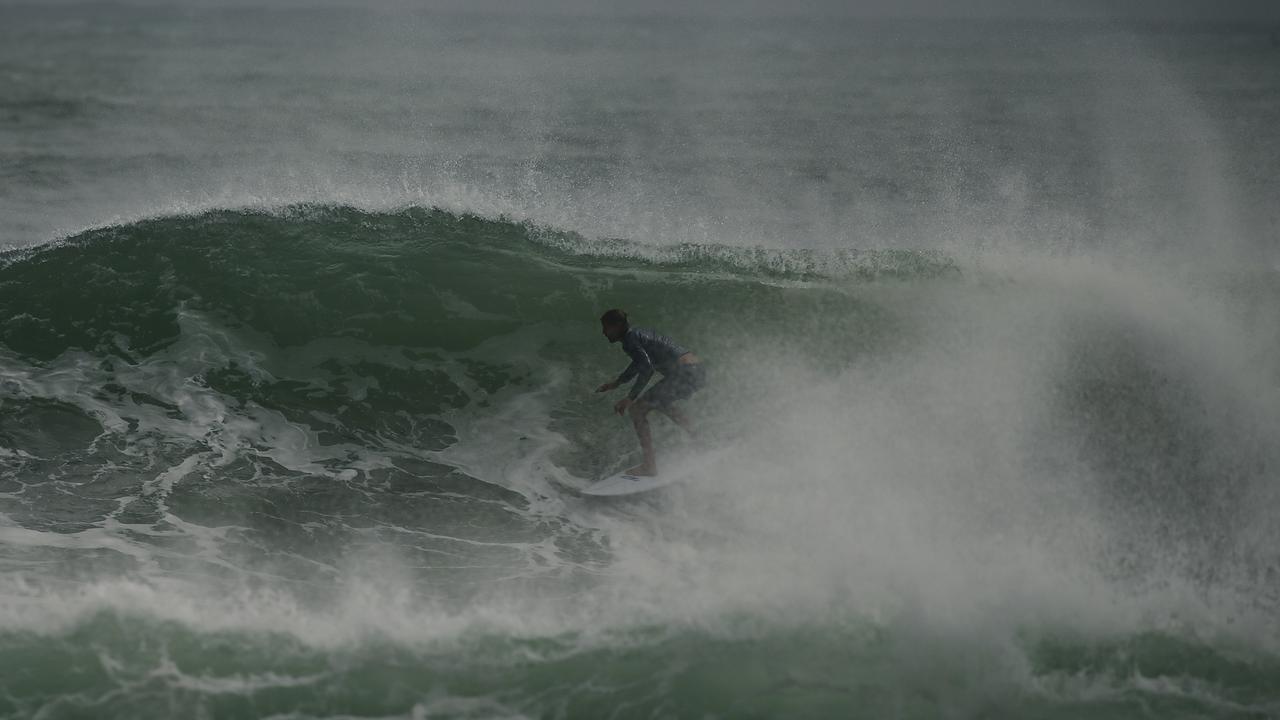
(615, 326), (691, 400)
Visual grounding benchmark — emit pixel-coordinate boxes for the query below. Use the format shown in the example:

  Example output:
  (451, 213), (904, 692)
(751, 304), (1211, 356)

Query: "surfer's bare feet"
(626, 463), (657, 477)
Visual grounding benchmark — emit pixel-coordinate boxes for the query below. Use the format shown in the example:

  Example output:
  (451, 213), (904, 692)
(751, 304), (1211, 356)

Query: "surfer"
(595, 309), (705, 476)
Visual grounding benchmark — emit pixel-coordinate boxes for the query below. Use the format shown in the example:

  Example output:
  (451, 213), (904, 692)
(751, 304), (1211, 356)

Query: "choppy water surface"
(2, 5), (1280, 719)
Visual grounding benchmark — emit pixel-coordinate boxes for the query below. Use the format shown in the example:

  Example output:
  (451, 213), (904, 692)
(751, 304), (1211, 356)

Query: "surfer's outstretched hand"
(596, 381), (617, 393)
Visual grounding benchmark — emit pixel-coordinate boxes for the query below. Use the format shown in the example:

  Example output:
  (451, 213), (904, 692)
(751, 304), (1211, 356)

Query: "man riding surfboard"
(595, 309), (705, 476)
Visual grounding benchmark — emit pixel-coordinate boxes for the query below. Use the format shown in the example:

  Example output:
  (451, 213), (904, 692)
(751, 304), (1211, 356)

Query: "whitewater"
(2, 4), (1280, 719)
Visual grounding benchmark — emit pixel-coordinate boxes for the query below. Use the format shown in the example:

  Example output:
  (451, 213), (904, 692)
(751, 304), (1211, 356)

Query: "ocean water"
(3, 4), (1280, 719)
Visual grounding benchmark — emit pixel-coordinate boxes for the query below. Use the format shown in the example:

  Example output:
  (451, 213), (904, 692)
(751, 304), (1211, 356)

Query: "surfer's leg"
(660, 404), (697, 438)
(627, 400), (658, 476)
(656, 365), (702, 437)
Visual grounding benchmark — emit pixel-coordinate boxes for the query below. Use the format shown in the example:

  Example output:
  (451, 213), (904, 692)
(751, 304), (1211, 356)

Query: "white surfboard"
(582, 448), (729, 497)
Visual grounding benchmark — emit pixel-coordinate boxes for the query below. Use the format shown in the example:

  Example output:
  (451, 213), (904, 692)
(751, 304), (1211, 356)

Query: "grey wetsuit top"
(615, 327), (691, 399)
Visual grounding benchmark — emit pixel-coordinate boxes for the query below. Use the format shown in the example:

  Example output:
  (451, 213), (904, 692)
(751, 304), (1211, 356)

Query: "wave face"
(2, 205), (1280, 718)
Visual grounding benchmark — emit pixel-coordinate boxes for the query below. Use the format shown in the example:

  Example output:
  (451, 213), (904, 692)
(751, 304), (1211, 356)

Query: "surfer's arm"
(604, 336), (654, 400)
(596, 358), (644, 394)
(619, 355), (654, 400)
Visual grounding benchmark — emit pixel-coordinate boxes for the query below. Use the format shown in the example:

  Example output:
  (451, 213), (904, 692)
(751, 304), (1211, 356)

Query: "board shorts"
(641, 363), (706, 409)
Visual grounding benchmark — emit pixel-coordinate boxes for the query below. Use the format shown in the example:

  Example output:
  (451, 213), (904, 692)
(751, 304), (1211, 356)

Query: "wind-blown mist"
(2, 3), (1279, 719)
(2, 5), (1275, 258)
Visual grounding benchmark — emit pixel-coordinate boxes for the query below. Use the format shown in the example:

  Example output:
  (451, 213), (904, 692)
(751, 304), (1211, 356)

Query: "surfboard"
(582, 448), (728, 497)
(582, 470), (680, 496)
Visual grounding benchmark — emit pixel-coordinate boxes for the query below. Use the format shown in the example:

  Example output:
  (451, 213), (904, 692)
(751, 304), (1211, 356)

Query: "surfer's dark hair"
(600, 309), (629, 327)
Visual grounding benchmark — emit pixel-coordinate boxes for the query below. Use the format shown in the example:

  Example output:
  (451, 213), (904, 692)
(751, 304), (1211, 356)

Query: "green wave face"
(0, 205), (930, 489)
(1, 205), (953, 358)
(2, 206), (1279, 719)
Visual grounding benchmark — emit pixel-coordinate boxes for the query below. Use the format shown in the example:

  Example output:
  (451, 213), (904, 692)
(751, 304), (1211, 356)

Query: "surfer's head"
(600, 309), (629, 343)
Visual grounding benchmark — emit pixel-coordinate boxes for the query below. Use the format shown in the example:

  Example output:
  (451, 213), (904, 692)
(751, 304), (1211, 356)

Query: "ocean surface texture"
(2, 4), (1280, 718)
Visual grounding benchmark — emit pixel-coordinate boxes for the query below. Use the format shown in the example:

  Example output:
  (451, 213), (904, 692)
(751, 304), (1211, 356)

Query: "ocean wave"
(3, 204), (1280, 718)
